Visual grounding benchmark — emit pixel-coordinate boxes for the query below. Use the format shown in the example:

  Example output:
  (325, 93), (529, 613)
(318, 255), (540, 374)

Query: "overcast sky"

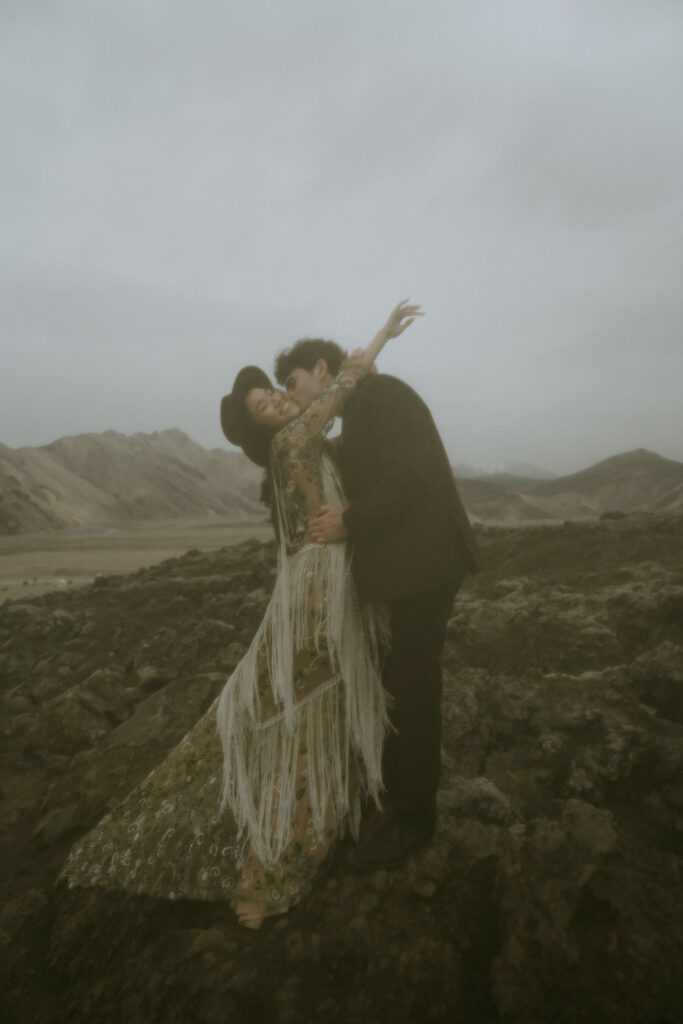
(2, 0), (682, 474)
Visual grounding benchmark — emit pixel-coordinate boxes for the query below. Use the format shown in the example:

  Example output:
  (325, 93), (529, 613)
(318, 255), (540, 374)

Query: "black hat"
(220, 365), (276, 467)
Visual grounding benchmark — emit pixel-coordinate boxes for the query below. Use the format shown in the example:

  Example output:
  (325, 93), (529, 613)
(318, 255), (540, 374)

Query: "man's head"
(274, 338), (346, 411)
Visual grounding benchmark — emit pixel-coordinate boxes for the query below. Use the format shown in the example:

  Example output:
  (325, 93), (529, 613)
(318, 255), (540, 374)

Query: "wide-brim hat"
(220, 365), (276, 468)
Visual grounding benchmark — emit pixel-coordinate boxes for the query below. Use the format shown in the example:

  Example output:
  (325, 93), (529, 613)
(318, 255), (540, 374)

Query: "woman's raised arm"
(273, 299), (424, 453)
(357, 299), (424, 371)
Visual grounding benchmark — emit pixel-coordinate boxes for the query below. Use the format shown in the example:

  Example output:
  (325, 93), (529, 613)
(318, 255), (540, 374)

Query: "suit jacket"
(339, 373), (482, 602)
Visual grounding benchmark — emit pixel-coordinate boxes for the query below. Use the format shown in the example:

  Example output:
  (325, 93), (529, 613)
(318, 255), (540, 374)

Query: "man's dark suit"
(339, 372), (481, 834)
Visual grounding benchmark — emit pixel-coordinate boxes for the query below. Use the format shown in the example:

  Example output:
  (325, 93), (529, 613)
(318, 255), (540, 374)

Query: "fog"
(2, 0), (682, 474)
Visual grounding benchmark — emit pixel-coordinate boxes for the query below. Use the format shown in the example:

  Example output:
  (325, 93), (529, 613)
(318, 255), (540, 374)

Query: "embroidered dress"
(59, 358), (388, 913)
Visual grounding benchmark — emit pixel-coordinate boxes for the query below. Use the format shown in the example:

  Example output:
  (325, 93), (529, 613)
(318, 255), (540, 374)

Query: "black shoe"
(346, 821), (433, 871)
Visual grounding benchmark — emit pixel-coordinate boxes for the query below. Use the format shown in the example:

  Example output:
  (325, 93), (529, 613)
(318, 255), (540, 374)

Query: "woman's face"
(245, 387), (299, 429)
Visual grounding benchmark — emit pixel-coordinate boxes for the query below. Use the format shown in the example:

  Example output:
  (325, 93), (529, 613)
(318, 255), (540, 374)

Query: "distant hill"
(457, 449), (683, 523)
(1, 433), (681, 535)
(0, 429), (265, 535)
(454, 478), (553, 523)
(452, 459), (556, 481)
(528, 449), (683, 511)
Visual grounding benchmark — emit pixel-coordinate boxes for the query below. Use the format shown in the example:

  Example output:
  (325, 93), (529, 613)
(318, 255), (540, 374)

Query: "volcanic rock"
(0, 515), (681, 1023)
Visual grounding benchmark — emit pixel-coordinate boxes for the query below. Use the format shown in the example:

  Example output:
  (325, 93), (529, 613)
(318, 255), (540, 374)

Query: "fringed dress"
(59, 358), (389, 913)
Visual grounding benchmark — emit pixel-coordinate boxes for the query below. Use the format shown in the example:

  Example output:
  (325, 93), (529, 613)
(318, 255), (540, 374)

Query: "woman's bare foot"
(234, 899), (288, 930)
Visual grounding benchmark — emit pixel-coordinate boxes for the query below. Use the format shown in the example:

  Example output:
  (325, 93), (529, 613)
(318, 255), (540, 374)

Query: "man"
(274, 334), (482, 868)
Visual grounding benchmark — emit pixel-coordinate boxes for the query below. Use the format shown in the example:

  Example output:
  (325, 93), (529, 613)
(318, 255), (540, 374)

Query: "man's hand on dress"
(309, 505), (347, 543)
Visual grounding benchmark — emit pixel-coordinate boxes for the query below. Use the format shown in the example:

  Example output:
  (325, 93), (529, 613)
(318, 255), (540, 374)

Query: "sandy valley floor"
(0, 518), (274, 604)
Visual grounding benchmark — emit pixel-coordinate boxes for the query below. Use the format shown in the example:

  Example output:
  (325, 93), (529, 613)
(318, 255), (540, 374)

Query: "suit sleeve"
(342, 380), (432, 543)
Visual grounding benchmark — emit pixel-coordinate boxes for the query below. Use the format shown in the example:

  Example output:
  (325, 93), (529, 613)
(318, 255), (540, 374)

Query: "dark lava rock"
(0, 519), (682, 1023)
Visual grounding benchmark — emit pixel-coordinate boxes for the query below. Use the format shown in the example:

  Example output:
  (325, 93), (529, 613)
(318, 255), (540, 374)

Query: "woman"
(59, 300), (422, 929)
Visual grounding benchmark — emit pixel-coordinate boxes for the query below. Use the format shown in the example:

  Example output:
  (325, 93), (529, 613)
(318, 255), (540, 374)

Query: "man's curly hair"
(274, 338), (346, 386)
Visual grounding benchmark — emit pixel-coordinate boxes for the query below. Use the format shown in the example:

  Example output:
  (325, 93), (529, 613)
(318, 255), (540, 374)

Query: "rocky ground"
(1, 513), (682, 1023)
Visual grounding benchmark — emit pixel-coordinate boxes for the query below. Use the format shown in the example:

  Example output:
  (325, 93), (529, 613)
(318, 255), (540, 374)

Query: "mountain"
(456, 449), (683, 523)
(2, 433), (681, 535)
(0, 429), (265, 535)
(452, 459), (556, 480)
(527, 449), (683, 515)
(454, 477), (553, 523)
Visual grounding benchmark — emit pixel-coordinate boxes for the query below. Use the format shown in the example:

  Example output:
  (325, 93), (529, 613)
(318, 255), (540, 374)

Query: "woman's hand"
(359, 299), (425, 373)
(380, 299), (425, 340)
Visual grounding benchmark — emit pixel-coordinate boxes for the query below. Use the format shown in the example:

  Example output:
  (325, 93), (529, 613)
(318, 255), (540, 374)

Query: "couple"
(60, 301), (480, 930)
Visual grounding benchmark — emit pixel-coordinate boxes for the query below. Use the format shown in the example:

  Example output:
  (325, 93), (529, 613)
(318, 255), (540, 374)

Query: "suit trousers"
(381, 581), (459, 834)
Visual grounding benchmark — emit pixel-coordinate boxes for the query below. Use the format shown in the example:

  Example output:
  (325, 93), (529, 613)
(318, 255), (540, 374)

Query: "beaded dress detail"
(59, 358), (388, 913)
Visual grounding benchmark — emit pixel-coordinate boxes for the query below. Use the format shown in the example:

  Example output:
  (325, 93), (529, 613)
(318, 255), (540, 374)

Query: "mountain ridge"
(457, 448), (683, 522)
(0, 428), (264, 535)
(1, 432), (681, 535)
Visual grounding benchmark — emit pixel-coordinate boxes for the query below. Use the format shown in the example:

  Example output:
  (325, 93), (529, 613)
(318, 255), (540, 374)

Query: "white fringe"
(216, 449), (389, 867)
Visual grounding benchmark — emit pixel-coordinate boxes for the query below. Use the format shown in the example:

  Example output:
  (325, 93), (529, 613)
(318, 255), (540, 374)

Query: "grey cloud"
(1, 1), (682, 473)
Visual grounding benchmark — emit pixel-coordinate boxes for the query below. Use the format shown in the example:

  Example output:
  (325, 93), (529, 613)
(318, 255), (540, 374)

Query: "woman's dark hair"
(274, 338), (346, 385)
